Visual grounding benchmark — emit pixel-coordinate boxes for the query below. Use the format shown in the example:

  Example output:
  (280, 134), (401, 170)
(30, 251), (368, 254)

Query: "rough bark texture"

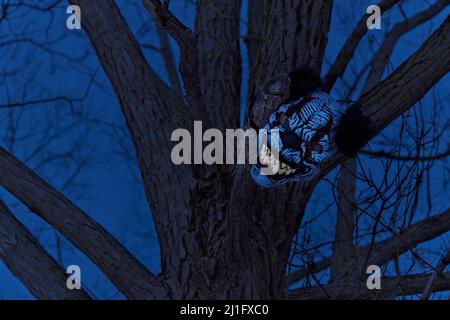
(195, 0), (242, 129)
(0, 200), (90, 300)
(248, 0), (333, 106)
(156, 24), (184, 99)
(0, 147), (167, 299)
(246, 0), (266, 106)
(143, 0), (204, 111)
(289, 271), (450, 299)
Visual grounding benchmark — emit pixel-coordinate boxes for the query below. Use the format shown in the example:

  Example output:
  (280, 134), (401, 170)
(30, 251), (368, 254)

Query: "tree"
(0, 0), (449, 299)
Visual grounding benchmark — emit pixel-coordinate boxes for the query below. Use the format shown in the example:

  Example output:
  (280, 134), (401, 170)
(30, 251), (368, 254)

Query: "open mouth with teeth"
(258, 143), (298, 177)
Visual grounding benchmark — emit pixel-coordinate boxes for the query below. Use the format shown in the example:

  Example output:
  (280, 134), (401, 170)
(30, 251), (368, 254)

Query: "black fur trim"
(288, 65), (323, 101)
(335, 103), (374, 158)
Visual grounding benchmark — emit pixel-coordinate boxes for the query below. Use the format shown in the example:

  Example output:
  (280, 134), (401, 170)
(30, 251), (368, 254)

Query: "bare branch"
(361, 16), (450, 135)
(318, 16), (450, 178)
(360, 148), (450, 161)
(287, 257), (332, 286)
(0, 147), (168, 299)
(142, 0), (193, 46)
(0, 199), (90, 300)
(327, 3), (447, 287)
(288, 208), (450, 285)
(421, 250), (450, 300)
(367, 208), (450, 270)
(330, 159), (357, 283)
(156, 24), (183, 99)
(289, 271), (450, 299)
(70, 0), (197, 277)
(323, 0), (400, 92)
(363, 0), (448, 92)
(142, 0), (204, 109)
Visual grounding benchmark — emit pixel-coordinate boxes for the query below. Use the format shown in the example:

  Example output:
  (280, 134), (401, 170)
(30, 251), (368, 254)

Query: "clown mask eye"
(279, 130), (303, 151)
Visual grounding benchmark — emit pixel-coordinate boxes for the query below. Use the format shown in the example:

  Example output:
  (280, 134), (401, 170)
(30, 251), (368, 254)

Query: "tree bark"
(421, 250), (450, 300)
(142, 0), (204, 111)
(155, 23), (184, 99)
(288, 207), (450, 286)
(0, 200), (90, 300)
(289, 271), (450, 299)
(0, 147), (167, 299)
(323, 0), (400, 92)
(248, 0), (333, 106)
(195, 0), (242, 130)
(363, 0), (448, 92)
(70, 1), (199, 295)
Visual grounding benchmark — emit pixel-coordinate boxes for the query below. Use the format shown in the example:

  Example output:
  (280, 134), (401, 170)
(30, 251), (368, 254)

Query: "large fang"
(259, 143), (270, 165)
(259, 143), (297, 176)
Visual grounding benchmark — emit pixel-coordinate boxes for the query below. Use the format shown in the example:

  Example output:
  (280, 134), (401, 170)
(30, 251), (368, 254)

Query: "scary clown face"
(251, 91), (345, 188)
